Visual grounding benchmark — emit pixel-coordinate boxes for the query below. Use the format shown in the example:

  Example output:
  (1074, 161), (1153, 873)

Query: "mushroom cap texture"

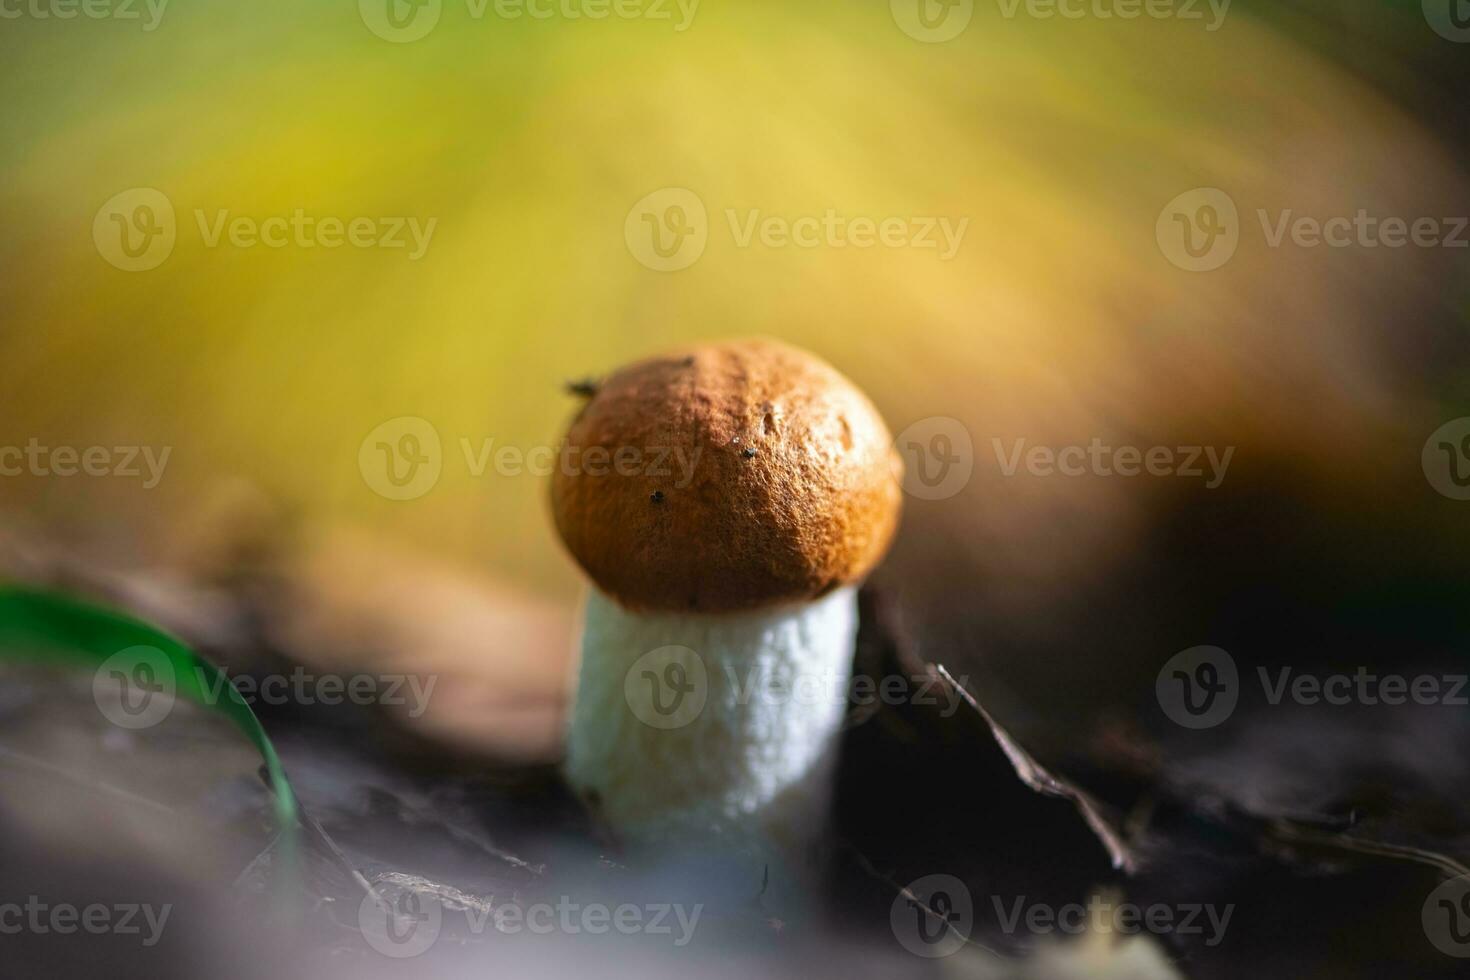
(551, 339), (903, 613)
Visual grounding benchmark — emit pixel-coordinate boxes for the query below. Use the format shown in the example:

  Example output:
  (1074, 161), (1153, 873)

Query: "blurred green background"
(2, 1), (1468, 739)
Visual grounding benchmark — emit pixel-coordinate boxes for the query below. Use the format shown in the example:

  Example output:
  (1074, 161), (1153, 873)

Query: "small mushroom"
(551, 339), (902, 856)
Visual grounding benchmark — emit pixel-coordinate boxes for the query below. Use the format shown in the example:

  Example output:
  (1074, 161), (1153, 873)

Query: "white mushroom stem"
(565, 586), (858, 853)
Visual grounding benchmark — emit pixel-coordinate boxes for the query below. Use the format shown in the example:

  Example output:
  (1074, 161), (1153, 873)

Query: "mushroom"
(552, 339), (902, 859)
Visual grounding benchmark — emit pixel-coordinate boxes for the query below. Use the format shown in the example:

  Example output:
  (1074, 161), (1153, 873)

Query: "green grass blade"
(0, 586), (302, 891)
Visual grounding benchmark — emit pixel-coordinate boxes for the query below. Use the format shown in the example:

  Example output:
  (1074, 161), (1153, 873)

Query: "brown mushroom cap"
(550, 339), (902, 613)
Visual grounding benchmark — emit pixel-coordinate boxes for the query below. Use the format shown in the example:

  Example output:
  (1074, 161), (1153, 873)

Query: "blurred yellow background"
(2, 0), (1466, 622)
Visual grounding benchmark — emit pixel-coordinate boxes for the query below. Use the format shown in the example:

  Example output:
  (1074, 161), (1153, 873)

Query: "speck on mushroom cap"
(550, 339), (903, 613)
